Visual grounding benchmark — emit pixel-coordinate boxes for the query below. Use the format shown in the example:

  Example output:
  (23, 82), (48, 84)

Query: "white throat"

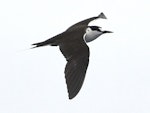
(84, 27), (102, 43)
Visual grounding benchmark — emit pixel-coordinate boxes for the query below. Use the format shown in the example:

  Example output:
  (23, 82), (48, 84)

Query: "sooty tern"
(32, 12), (112, 99)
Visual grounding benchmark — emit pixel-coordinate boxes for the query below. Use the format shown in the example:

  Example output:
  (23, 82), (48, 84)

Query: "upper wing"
(59, 32), (90, 99)
(67, 12), (106, 31)
(64, 50), (89, 99)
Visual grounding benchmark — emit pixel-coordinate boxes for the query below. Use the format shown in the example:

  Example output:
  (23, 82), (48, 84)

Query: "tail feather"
(32, 42), (45, 47)
(31, 34), (62, 49)
(31, 38), (58, 49)
(31, 42), (46, 49)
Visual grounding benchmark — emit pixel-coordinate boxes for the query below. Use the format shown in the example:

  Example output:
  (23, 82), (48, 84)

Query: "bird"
(32, 12), (112, 99)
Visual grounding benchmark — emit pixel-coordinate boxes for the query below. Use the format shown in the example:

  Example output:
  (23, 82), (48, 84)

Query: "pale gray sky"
(0, 0), (150, 113)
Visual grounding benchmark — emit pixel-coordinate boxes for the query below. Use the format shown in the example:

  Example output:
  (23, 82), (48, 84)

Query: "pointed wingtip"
(68, 92), (76, 100)
(98, 12), (107, 19)
(69, 97), (73, 100)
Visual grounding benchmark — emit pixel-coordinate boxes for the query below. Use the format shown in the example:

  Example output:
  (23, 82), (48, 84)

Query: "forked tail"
(32, 42), (45, 48)
(31, 37), (59, 49)
(31, 41), (48, 49)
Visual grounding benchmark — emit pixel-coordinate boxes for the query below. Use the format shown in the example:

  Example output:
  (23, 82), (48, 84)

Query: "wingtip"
(69, 97), (73, 100)
(68, 90), (79, 100)
(68, 93), (75, 100)
(98, 12), (107, 19)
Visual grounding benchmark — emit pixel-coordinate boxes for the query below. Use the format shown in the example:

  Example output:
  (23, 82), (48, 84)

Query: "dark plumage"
(32, 12), (112, 99)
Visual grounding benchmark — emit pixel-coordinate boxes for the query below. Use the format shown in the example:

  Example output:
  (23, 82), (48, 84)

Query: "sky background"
(0, 0), (150, 113)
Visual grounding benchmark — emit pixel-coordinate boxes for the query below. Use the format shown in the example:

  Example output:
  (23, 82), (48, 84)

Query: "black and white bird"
(32, 12), (112, 99)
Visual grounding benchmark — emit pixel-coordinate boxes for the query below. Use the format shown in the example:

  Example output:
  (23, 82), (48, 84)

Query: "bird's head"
(84, 26), (113, 42)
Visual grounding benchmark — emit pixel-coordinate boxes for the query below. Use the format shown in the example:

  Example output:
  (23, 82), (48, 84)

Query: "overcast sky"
(0, 0), (150, 113)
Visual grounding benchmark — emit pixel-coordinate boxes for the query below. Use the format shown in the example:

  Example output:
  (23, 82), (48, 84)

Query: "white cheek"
(84, 31), (102, 43)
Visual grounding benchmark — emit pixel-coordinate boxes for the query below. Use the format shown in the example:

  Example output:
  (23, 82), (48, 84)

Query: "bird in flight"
(32, 12), (112, 99)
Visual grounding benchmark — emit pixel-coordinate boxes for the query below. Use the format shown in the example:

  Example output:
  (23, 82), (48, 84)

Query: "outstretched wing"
(59, 31), (89, 99)
(67, 12), (106, 31)
(64, 48), (89, 99)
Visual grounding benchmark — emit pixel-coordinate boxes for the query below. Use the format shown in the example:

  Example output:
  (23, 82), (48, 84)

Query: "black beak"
(102, 30), (113, 33)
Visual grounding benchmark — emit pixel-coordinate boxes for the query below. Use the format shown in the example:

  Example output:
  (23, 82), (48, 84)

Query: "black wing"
(59, 31), (89, 99)
(67, 12), (106, 31)
(64, 50), (89, 99)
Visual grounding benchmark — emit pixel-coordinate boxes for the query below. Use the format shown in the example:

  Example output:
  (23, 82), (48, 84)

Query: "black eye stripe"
(89, 26), (101, 31)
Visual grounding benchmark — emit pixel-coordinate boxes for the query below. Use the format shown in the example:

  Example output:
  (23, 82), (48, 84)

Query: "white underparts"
(84, 27), (103, 43)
